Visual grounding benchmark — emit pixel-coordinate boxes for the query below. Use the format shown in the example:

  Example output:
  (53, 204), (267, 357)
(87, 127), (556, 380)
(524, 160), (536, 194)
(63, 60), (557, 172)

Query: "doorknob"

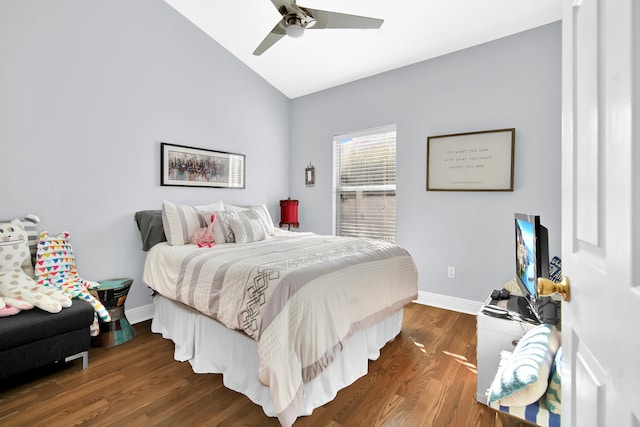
(537, 277), (570, 302)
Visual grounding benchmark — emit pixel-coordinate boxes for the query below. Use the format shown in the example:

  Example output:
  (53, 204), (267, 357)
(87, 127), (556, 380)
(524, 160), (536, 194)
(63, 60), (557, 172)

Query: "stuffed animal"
(0, 296), (22, 316)
(35, 231), (110, 335)
(4, 214), (40, 277)
(191, 213), (216, 248)
(0, 295), (34, 311)
(0, 219), (71, 313)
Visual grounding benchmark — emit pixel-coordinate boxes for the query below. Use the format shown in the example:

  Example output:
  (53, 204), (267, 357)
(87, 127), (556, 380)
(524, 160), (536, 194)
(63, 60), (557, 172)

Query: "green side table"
(90, 278), (135, 347)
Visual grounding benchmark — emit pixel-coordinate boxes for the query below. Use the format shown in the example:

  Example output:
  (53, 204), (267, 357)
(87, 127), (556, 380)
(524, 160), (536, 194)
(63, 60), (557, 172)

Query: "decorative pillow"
(549, 256), (562, 283)
(487, 324), (560, 406)
(207, 210), (239, 243)
(222, 203), (246, 212)
(545, 346), (562, 414)
(0, 220), (70, 313)
(36, 231), (109, 334)
(161, 200), (224, 246)
(224, 203), (275, 236)
(134, 210), (166, 251)
(0, 214), (39, 276)
(229, 212), (267, 244)
(194, 200), (226, 213)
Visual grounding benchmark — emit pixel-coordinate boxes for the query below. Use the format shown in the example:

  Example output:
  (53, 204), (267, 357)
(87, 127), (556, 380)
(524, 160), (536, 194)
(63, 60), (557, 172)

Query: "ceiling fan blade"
(253, 20), (287, 56)
(269, 0), (294, 14)
(303, 8), (383, 30)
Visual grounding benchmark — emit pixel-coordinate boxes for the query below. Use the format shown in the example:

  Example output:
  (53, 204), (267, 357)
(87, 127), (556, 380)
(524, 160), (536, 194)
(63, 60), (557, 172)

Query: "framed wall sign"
(426, 128), (515, 191)
(161, 142), (245, 188)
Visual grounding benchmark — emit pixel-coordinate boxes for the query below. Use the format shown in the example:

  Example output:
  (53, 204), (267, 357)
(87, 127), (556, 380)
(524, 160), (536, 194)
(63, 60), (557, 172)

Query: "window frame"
(332, 124), (397, 242)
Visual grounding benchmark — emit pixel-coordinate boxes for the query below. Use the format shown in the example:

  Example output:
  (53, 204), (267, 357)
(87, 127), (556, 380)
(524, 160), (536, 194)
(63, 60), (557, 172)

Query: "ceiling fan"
(253, 0), (384, 56)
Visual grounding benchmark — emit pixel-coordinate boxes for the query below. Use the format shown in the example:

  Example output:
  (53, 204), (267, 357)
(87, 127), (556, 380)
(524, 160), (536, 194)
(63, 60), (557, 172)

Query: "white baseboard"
(414, 291), (483, 315)
(125, 292), (483, 325)
(126, 303), (155, 325)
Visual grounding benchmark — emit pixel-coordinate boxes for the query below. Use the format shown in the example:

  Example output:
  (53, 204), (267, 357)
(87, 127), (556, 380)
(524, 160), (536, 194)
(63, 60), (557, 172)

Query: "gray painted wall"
(0, 1), (290, 311)
(2, 1), (560, 313)
(290, 22), (562, 302)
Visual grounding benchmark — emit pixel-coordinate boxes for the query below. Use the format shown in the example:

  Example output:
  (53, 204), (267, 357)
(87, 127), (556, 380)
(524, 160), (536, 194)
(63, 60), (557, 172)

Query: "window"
(333, 125), (396, 242)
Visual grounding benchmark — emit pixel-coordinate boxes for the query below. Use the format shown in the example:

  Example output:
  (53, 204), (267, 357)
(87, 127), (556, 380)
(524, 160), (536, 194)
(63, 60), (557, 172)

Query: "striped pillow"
(488, 324), (560, 406)
(545, 347), (562, 414)
(229, 211), (267, 244)
(491, 399), (561, 427)
(161, 200), (224, 246)
(206, 210), (238, 243)
(224, 203), (275, 235)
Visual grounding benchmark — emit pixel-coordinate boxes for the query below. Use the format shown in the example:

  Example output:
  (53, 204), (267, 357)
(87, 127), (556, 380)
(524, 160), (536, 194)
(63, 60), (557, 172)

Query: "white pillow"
(162, 200), (224, 246)
(195, 200), (225, 213)
(223, 203), (247, 212)
(224, 203), (275, 235)
(248, 204), (275, 235)
(487, 324), (560, 406)
(229, 215), (267, 244)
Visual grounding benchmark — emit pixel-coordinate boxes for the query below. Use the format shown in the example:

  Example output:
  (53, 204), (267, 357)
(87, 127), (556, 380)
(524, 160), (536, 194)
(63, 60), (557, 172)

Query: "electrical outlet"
(447, 267), (456, 279)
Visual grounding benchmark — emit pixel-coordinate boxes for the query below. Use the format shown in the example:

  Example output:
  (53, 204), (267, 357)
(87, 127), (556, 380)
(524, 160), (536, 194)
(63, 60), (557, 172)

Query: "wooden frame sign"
(426, 128), (515, 191)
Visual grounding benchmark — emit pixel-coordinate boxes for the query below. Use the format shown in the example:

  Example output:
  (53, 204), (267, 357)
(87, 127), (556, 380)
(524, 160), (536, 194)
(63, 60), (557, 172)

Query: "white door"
(561, 0), (640, 426)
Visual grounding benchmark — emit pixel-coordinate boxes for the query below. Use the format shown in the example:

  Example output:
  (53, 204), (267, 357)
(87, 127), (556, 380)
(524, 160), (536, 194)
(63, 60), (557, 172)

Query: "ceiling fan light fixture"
(285, 23), (304, 38)
(285, 15), (305, 38)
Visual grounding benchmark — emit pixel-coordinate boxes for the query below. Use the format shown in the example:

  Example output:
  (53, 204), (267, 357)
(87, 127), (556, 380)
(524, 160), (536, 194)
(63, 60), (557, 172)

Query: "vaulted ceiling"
(164, 0), (561, 99)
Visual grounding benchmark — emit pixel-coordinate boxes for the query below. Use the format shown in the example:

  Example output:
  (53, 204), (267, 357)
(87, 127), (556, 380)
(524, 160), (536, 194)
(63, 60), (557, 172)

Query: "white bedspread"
(143, 231), (418, 426)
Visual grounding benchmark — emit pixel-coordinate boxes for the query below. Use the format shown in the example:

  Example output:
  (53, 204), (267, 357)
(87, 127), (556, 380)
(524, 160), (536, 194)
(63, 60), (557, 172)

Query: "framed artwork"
(161, 142), (245, 189)
(426, 128), (515, 191)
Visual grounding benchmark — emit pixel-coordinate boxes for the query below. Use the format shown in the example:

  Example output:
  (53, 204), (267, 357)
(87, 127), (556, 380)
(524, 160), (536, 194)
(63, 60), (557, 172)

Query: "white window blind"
(333, 125), (396, 242)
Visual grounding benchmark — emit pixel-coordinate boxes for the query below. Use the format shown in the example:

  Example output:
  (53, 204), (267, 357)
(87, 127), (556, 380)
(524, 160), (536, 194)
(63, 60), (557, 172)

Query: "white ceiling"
(164, 0), (561, 99)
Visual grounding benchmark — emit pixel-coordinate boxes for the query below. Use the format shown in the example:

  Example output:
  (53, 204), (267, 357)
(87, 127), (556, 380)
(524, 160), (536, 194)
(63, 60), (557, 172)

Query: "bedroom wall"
(289, 22), (562, 304)
(0, 1), (290, 313)
(1, 2), (560, 317)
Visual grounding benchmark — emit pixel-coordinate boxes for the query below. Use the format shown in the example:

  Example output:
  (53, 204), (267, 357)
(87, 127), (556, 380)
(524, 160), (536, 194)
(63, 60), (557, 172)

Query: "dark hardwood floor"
(0, 303), (502, 426)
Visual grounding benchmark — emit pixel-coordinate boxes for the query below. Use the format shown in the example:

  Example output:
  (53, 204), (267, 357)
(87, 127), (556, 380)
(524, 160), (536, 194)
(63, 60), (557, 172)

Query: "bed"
(136, 203), (418, 426)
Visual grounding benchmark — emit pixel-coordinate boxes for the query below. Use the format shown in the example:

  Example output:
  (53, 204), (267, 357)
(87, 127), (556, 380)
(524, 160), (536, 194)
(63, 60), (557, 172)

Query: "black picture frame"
(161, 142), (245, 189)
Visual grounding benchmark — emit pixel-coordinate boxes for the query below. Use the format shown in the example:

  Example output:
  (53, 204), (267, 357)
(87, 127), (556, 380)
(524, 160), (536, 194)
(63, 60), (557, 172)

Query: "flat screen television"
(513, 213), (550, 321)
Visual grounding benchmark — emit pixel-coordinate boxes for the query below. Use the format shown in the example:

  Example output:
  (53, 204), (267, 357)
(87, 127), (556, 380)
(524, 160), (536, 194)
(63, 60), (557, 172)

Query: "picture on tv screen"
(515, 218), (537, 296)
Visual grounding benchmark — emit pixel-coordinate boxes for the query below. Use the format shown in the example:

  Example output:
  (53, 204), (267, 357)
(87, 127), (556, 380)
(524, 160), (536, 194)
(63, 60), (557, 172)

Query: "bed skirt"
(151, 293), (403, 420)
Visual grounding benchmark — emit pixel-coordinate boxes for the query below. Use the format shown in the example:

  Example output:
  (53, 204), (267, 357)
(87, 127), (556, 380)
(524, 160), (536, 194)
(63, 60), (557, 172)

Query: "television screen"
(514, 213), (550, 298)
(511, 213), (552, 324)
(515, 216), (538, 297)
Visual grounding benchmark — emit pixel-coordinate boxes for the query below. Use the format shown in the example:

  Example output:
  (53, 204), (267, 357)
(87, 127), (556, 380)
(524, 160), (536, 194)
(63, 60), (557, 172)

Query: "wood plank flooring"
(0, 303), (502, 426)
